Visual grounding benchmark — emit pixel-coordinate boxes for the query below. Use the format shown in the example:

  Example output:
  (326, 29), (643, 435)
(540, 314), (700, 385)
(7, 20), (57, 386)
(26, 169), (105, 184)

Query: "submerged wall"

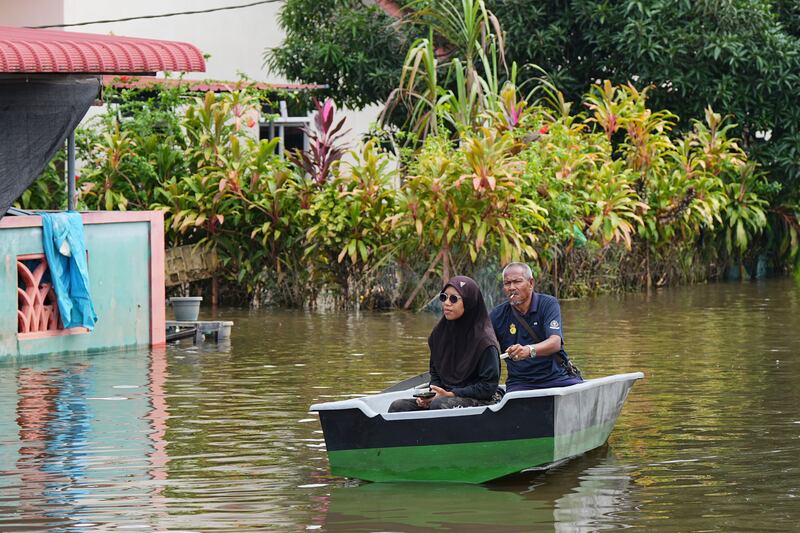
(0, 212), (166, 357)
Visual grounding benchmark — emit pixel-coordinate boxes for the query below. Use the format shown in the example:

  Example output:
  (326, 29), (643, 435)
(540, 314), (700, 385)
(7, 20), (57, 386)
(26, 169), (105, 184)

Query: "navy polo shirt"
(489, 293), (571, 388)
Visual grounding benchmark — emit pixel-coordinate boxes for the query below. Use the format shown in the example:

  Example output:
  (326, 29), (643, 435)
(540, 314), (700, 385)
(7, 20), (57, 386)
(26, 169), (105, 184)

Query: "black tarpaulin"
(0, 76), (100, 219)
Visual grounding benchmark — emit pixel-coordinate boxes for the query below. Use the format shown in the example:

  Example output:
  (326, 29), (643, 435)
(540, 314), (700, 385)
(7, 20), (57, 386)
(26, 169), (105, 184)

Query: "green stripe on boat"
(328, 436), (556, 483)
(326, 420), (617, 483)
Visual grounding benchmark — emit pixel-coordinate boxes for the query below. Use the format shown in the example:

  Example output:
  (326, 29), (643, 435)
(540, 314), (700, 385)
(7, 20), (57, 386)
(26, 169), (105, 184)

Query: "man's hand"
(507, 343), (533, 361)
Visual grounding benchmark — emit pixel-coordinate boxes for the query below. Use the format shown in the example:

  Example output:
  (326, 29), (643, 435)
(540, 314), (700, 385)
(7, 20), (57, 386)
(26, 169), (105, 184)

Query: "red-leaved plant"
(289, 98), (349, 186)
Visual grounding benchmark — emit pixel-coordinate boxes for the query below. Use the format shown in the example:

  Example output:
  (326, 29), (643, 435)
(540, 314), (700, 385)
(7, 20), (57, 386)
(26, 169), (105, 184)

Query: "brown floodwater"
(2, 278), (800, 531)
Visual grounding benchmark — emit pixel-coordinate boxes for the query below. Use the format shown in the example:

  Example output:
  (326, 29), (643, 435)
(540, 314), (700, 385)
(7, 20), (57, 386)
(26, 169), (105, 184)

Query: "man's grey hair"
(502, 262), (533, 279)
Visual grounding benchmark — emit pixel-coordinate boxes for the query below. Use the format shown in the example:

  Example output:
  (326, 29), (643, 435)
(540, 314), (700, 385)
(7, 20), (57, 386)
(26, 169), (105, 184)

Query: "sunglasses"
(439, 293), (463, 304)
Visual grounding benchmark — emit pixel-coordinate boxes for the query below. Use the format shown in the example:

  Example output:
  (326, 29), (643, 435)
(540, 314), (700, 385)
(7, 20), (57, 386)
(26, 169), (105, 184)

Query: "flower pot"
(170, 296), (202, 321)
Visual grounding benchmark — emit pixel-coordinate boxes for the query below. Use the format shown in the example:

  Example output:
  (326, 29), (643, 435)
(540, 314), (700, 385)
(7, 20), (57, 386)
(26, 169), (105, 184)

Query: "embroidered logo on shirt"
(509, 323), (517, 334)
(549, 320), (560, 329)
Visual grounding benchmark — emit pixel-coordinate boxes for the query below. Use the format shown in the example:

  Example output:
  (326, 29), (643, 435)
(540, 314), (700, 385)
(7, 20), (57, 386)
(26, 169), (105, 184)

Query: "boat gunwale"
(310, 371), (644, 420)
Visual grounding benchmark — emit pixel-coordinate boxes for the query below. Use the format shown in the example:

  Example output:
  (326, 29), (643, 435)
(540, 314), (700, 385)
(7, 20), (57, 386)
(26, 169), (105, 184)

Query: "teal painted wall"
(1, 222), (152, 357)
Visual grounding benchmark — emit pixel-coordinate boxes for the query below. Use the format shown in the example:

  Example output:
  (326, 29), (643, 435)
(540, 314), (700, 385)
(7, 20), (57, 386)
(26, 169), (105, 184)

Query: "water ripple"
(1, 281), (800, 530)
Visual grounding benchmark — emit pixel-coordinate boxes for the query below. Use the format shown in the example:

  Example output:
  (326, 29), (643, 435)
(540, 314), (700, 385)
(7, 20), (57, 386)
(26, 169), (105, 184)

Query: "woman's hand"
(430, 385), (455, 398)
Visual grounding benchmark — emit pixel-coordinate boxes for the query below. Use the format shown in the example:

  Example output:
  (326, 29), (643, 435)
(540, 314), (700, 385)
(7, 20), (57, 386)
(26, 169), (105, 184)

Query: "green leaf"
(347, 238), (358, 262)
(358, 240), (369, 262)
(476, 223), (487, 249)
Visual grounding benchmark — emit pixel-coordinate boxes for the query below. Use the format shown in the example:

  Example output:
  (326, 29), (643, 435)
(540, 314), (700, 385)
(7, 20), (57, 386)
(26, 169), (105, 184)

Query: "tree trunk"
(403, 251), (442, 310)
(442, 242), (450, 282)
(211, 275), (219, 307)
(554, 253), (559, 299)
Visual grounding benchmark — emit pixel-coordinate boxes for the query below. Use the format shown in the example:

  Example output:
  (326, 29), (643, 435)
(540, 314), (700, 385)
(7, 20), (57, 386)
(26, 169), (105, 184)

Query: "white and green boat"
(311, 372), (644, 483)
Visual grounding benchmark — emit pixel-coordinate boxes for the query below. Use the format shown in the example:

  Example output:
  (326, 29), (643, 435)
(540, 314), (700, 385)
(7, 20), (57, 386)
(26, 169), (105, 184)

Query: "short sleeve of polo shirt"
(539, 295), (564, 340)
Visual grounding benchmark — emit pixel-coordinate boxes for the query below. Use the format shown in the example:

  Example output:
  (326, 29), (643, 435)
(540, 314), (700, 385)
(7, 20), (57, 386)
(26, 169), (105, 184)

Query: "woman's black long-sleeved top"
(429, 345), (501, 401)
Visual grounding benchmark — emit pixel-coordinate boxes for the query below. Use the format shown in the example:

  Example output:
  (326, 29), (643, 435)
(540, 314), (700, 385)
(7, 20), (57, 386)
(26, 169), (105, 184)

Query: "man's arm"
(506, 334), (561, 360)
(507, 296), (564, 360)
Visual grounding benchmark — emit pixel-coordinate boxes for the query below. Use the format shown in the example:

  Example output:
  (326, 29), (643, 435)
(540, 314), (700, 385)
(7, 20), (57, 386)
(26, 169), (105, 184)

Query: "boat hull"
(312, 372), (643, 483)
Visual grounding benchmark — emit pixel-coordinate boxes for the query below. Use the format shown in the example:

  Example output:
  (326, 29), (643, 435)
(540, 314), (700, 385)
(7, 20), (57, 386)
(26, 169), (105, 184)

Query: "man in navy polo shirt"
(489, 262), (583, 392)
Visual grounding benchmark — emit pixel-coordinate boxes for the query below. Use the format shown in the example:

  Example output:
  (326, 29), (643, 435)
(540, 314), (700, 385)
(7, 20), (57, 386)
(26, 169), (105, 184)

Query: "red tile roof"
(0, 26), (205, 74)
(103, 75), (325, 92)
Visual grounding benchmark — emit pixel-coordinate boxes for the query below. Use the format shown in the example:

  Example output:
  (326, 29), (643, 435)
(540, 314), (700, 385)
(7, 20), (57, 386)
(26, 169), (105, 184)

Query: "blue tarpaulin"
(40, 211), (98, 330)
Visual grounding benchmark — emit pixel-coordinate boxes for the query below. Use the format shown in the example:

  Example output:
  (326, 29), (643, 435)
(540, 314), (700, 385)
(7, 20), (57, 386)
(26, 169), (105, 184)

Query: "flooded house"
(0, 25), (206, 357)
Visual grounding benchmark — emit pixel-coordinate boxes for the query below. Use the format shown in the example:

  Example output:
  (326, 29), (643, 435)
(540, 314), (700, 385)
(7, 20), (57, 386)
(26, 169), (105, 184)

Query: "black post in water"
(67, 130), (76, 211)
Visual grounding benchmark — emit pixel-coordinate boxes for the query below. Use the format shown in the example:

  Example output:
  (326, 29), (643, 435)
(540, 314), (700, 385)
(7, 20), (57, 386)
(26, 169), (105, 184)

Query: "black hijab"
(428, 275), (500, 387)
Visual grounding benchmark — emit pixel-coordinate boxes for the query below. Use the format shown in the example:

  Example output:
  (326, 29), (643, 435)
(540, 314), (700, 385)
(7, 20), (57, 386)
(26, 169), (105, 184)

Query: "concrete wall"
(0, 0), (63, 27)
(0, 212), (165, 358)
(62, 0), (281, 84)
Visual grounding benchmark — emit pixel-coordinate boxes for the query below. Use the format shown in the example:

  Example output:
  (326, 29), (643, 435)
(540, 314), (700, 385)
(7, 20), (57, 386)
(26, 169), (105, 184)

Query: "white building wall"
(61, 0), (282, 84)
(0, 0), (63, 27)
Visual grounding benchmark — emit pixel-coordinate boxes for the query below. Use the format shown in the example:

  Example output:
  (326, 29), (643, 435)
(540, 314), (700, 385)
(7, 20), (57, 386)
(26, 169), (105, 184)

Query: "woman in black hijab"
(389, 276), (503, 411)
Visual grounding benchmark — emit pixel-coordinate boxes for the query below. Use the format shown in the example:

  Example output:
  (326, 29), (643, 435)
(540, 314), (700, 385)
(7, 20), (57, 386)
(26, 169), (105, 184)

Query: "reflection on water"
(1, 352), (165, 531)
(1, 279), (800, 530)
(325, 482), (539, 532)
(13, 366), (86, 532)
(325, 447), (636, 533)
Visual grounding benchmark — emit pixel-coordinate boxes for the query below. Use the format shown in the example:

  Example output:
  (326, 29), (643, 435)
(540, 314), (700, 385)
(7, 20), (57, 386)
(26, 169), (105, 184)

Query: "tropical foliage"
(265, 0), (407, 109)
(18, 1), (798, 308)
(271, 0), (800, 205)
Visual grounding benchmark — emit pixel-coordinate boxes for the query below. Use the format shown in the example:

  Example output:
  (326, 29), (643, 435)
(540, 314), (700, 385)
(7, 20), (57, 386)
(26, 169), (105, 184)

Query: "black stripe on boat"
(319, 395), (554, 451)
